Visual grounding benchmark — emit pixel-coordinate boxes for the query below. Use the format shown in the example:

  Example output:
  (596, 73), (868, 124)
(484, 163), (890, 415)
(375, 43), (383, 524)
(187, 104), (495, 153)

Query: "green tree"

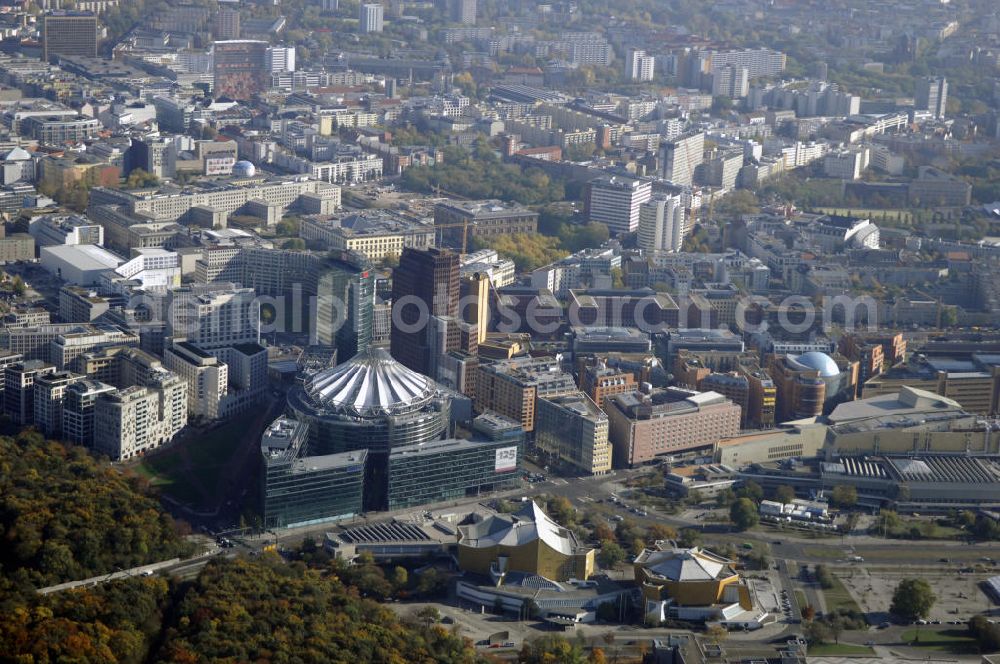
(10, 275), (26, 296)
(470, 233), (568, 272)
(876, 509), (903, 534)
(647, 523), (678, 542)
(705, 624), (728, 644)
(415, 606), (440, 626)
(730, 498), (759, 531)
(830, 485), (858, 509)
(597, 540), (626, 568)
(679, 528), (701, 547)
(737, 480), (764, 503)
(519, 635), (587, 664)
(805, 620), (832, 645)
(595, 601), (619, 622)
(392, 565), (408, 588)
(815, 564), (835, 589)
(968, 615), (1000, 651)
(716, 189), (759, 217)
(775, 485), (795, 504)
(890, 578), (935, 621)
(558, 222), (610, 252)
(125, 168), (159, 189)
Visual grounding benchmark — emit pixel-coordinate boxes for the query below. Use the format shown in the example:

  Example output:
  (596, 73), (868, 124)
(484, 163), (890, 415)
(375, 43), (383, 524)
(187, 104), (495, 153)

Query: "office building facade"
(390, 247), (459, 376)
(535, 392), (612, 475)
(42, 12), (98, 62)
(584, 176), (652, 235)
(213, 40), (270, 100)
(286, 348), (452, 510)
(605, 388), (742, 467)
(386, 436), (521, 510)
(261, 418), (366, 529)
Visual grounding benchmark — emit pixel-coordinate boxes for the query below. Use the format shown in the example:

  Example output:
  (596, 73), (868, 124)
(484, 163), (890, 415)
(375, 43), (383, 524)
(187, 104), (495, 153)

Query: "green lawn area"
(898, 628), (978, 653)
(135, 418), (255, 508)
(795, 590), (809, 612)
(133, 450), (204, 505)
(823, 575), (863, 614)
(807, 643), (876, 657)
(803, 547), (843, 560)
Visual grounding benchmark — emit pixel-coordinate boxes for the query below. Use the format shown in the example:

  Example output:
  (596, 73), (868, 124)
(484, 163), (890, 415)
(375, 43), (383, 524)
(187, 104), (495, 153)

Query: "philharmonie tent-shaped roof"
(457, 500), (594, 582)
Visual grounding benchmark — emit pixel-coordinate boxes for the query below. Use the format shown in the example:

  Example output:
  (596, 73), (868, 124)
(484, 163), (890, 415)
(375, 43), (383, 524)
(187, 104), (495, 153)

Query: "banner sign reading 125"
(495, 446), (518, 472)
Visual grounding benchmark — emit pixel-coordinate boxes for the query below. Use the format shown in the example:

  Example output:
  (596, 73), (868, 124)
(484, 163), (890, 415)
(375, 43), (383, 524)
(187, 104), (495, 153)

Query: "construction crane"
(432, 219), (472, 254)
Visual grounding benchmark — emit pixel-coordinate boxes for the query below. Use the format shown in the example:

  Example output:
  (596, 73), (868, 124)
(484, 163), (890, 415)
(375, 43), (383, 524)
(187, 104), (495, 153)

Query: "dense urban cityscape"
(1, 0), (1000, 661)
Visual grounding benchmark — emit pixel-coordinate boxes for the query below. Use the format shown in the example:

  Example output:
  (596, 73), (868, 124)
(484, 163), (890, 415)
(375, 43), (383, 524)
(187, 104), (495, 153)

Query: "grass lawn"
(898, 628), (978, 653)
(795, 590), (809, 612)
(807, 643), (876, 657)
(803, 546), (844, 560)
(823, 575), (863, 615)
(135, 418), (255, 507)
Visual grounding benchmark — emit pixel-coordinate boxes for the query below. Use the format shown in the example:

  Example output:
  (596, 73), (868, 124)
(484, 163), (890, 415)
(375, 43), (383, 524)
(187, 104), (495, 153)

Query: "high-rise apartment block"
(62, 380), (117, 447)
(213, 6), (240, 40)
(690, 48), (785, 85)
(638, 194), (686, 253)
(87, 348), (188, 461)
(915, 76), (948, 119)
(627, 49), (655, 82)
(42, 12), (98, 62)
(711, 64), (750, 99)
(33, 370), (82, 437)
(660, 132), (705, 186)
(584, 176), (652, 235)
(359, 3), (384, 32)
(449, 0), (476, 24)
(212, 40), (270, 100)
(266, 46), (296, 73)
(4, 360), (56, 425)
(164, 285), (258, 350)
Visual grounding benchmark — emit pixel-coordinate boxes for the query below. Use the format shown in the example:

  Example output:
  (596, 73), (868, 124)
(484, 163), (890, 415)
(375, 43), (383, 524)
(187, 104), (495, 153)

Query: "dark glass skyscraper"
(316, 255), (374, 361)
(390, 247), (459, 376)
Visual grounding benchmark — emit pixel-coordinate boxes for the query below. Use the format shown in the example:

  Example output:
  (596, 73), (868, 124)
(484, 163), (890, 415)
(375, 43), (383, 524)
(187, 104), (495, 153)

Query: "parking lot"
(836, 563), (998, 624)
